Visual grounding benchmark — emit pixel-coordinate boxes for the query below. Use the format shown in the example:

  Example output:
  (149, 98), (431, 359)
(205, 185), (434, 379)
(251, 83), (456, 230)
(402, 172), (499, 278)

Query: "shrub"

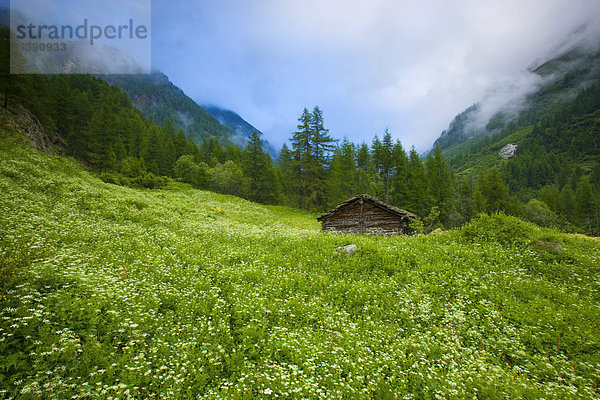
(461, 212), (536, 246)
(132, 172), (168, 189)
(523, 199), (559, 228)
(100, 170), (168, 189)
(120, 157), (146, 178)
(99, 171), (125, 186)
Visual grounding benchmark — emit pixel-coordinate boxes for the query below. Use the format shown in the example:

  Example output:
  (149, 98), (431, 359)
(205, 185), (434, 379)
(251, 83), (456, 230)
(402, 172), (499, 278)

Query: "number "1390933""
(20, 42), (67, 52)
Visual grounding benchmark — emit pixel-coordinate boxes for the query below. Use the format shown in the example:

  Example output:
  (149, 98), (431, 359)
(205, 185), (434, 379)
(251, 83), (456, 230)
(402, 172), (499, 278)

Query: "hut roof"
(316, 194), (417, 222)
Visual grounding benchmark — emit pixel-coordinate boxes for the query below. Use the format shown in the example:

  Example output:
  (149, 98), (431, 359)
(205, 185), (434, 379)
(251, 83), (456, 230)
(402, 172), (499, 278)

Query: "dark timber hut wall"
(317, 194), (417, 235)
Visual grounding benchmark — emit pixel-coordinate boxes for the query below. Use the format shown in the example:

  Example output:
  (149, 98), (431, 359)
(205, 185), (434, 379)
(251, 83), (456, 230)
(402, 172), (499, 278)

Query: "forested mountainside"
(0, 7), (257, 151)
(100, 72), (278, 157)
(406, 45), (600, 235)
(203, 105), (263, 143)
(3, 72), (200, 181)
(433, 47), (600, 154)
(94, 73), (278, 157)
(203, 105), (278, 157)
(100, 72), (239, 147)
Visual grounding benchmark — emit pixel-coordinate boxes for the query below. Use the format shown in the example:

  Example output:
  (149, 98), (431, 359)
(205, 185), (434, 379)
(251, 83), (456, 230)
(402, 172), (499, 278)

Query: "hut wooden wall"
(320, 202), (411, 235)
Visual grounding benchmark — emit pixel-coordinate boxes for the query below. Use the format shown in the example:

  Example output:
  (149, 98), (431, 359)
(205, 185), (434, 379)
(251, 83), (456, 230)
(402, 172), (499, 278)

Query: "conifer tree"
(372, 130), (394, 202)
(425, 145), (453, 219)
(558, 185), (575, 221)
(574, 178), (598, 234)
(114, 137), (127, 162)
(356, 142), (371, 173)
(173, 129), (188, 159)
(539, 185), (559, 212)
(290, 108), (315, 208)
(208, 137), (225, 165)
(310, 106), (336, 166)
(405, 148), (428, 216)
(242, 131), (280, 203)
(159, 132), (176, 176)
(354, 142), (378, 195)
(591, 164), (600, 191)
(225, 143), (242, 164)
(141, 125), (163, 174)
(473, 169), (510, 214)
(454, 177), (474, 226)
(244, 132), (263, 168)
(309, 106), (335, 209)
(391, 139), (410, 208)
(0, 28), (27, 107)
(327, 138), (356, 205)
(278, 143), (296, 205)
(83, 103), (116, 168)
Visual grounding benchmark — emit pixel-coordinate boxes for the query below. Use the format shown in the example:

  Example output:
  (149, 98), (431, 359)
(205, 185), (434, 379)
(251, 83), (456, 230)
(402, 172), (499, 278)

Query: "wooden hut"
(316, 194), (417, 235)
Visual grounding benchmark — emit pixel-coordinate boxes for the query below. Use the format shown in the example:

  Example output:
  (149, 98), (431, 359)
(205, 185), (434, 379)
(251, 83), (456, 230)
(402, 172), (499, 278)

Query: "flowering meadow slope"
(0, 135), (599, 399)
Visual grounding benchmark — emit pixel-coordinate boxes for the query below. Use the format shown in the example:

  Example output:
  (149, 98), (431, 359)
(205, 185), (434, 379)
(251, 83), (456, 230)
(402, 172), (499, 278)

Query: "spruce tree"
(425, 145), (453, 219)
(473, 169), (510, 214)
(310, 106), (336, 166)
(405, 148), (428, 216)
(0, 28), (27, 107)
(574, 178), (598, 234)
(173, 129), (188, 159)
(356, 142), (371, 172)
(225, 143), (242, 164)
(208, 137), (225, 165)
(242, 131), (276, 203)
(277, 143), (296, 205)
(159, 132), (176, 176)
(355, 142), (377, 196)
(327, 138), (356, 206)
(372, 129), (394, 202)
(391, 139), (410, 208)
(141, 125), (163, 174)
(558, 185), (575, 221)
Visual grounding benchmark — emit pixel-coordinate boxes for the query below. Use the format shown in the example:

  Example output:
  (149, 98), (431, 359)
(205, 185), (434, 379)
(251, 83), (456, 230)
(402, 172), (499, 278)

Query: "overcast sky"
(150, 1), (597, 150)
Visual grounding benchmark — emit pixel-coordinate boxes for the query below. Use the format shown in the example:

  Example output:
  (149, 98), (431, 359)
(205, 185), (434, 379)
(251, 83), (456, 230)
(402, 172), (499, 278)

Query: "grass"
(0, 135), (599, 399)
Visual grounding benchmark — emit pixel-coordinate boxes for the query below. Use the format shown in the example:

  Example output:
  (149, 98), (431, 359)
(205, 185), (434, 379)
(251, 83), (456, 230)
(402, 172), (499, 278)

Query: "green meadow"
(1, 135), (599, 399)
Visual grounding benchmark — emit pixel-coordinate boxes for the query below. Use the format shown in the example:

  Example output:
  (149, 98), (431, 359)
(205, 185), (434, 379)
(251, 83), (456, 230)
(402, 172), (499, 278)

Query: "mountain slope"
(204, 105), (278, 157)
(102, 74), (279, 156)
(0, 7), (248, 150)
(432, 46), (600, 183)
(204, 105), (263, 140)
(432, 47), (600, 155)
(421, 45), (600, 235)
(443, 81), (600, 200)
(101, 72), (237, 146)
